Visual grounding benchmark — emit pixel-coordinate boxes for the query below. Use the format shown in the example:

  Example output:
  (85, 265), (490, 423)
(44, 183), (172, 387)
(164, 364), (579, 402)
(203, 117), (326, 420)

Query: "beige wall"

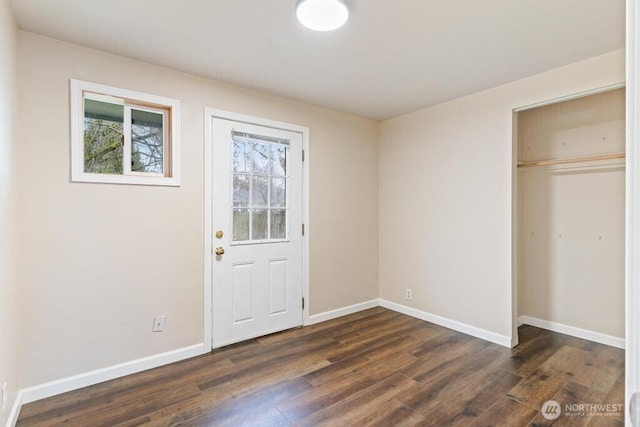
(379, 49), (625, 341)
(0, 0), (18, 423)
(17, 31), (379, 388)
(517, 89), (625, 338)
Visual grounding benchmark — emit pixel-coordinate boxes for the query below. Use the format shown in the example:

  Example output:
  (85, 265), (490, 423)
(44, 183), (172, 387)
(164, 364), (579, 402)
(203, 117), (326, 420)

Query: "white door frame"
(203, 108), (310, 351)
(627, 1), (640, 424)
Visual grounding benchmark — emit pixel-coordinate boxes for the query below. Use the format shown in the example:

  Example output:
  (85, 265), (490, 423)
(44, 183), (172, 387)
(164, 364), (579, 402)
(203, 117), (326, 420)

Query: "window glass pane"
(252, 209), (268, 240)
(233, 141), (250, 173)
(231, 137), (290, 243)
(271, 145), (287, 176)
(252, 176), (269, 207)
(233, 174), (250, 207)
(233, 208), (250, 241)
(271, 178), (286, 207)
(271, 209), (286, 239)
(131, 109), (164, 174)
(252, 143), (270, 175)
(84, 99), (124, 174)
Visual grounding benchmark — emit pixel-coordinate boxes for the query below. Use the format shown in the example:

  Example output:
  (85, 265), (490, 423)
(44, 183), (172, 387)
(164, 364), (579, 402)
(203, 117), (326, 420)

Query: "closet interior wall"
(516, 88), (625, 342)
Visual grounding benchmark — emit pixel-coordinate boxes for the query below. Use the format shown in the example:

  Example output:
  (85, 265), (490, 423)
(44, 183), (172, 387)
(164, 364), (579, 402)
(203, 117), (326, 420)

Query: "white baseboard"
(518, 315), (625, 349)
(20, 343), (208, 405)
(379, 299), (512, 348)
(306, 299), (379, 325)
(5, 390), (23, 427)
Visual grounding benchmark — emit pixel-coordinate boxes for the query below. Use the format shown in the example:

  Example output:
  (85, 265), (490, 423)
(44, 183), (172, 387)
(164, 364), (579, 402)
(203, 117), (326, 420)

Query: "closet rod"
(517, 152), (625, 168)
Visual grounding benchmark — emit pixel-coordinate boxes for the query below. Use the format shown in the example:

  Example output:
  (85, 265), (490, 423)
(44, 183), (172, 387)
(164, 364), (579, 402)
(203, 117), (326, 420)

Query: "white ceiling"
(11, 0), (625, 120)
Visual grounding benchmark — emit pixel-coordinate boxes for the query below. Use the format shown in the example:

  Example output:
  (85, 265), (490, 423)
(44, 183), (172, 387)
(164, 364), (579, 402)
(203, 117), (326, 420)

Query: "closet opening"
(513, 86), (625, 349)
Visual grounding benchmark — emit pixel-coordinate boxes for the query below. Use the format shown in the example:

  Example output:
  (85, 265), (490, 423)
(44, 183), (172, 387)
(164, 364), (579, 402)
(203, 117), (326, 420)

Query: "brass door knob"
(215, 247), (225, 256)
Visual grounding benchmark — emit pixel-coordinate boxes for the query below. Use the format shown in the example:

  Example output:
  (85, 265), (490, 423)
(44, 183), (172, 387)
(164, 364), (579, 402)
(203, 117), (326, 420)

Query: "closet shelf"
(517, 152), (625, 168)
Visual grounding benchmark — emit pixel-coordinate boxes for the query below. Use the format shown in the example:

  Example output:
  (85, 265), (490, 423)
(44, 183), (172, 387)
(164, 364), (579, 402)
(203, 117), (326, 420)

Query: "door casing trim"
(203, 108), (310, 351)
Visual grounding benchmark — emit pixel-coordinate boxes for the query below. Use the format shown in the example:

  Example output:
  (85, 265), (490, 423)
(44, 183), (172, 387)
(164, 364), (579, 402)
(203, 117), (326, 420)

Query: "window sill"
(71, 172), (180, 187)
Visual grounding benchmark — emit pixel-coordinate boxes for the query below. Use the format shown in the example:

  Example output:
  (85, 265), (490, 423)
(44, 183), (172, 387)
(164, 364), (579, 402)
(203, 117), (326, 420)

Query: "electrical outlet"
(2, 382), (7, 412)
(152, 316), (166, 332)
(405, 289), (413, 300)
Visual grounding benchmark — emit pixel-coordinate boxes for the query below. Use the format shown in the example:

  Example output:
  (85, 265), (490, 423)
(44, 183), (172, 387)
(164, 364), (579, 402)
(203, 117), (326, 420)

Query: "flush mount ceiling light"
(296, 0), (349, 32)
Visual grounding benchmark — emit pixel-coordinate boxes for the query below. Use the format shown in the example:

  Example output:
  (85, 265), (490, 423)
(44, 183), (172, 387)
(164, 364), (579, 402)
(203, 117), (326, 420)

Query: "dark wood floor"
(17, 307), (625, 426)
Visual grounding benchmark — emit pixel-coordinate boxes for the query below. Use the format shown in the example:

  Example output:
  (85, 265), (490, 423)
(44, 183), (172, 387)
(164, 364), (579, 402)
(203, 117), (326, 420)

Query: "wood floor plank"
(227, 335), (336, 367)
(318, 314), (424, 361)
(469, 397), (538, 426)
(22, 383), (202, 427)
(507, 345), (588, 410)
(518, 324), (545, 342)
(355, 351), (419, 383)
(194, 407), (290, 427)
(172, 379), (311, 426)
(121, 387), (230, 426)
(567, 336), (620, 356)
(349, 398), (423, 426)
(419, 369), (522, 426)
(302, 334), (422, 388)
(16, 358), (237, 426)
(17, 354), (231, 420)
(15, 309), (625, 426)
(406, 321), (450, 341)
(116, 357), (317, 426)
(295, 373), (418, 426)
(528, 381), (609, 426)
(277, 372), (379, 422)
(403, 332), (491, 383)
(255, 309), (399, 357)
(198, 352), (331, 396)
(572, 346), (625, 394)
(501, 329), (574, 377)
(588, 417), (625, 427)
(397, 347), (509, 416)
(333, 312), (423, 344)
(254, 306), (389, 345)
(277, 351), (417, 422)
(407, 329), (474, 359)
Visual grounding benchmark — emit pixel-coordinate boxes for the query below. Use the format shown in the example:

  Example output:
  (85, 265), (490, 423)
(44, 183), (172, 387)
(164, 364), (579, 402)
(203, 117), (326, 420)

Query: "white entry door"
(211, 117), (304, 348)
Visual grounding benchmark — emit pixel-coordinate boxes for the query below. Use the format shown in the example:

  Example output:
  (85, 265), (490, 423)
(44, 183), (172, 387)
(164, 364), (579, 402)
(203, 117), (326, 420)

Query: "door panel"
(232, 263), (254, 324)
(269, 259), (288, 315)
(211, 118), (303, 347)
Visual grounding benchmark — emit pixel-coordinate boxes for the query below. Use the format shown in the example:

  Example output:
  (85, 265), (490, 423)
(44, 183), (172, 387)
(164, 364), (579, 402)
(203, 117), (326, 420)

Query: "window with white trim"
(71, 80), (180, 186)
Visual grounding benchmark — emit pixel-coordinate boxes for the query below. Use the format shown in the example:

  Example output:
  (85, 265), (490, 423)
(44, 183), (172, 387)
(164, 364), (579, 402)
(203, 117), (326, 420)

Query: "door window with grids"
(231, 132), (289, 243)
